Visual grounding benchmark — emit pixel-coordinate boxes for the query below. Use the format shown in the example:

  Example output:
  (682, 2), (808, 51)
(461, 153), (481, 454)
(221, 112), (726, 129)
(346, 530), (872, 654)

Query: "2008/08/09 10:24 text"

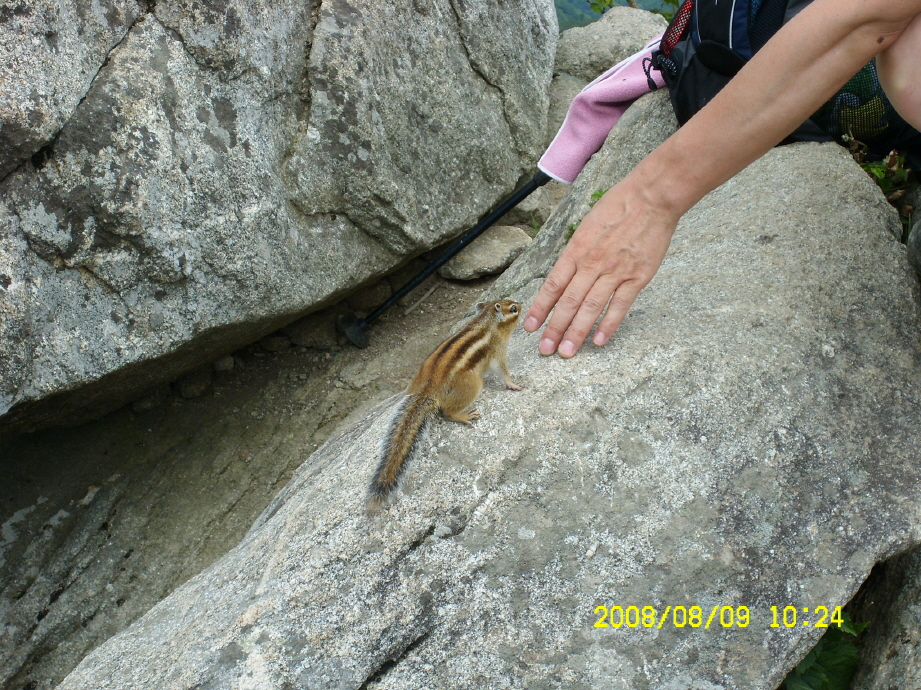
(592, 605), (849, 631)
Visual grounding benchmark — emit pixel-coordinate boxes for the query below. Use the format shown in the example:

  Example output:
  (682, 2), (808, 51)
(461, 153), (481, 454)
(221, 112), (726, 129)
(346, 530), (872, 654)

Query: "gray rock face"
(56, 92), (921, 690)
(0, 0), (556, 436)
(545, 71), (589, 147)
(0, 0), (142, 179)
(0, 272), (500, 690)
(554, 6), (666, 82)
(438, 225), (532, 280)
(498, 181), (560, 228)
(906, 218), (921, 275)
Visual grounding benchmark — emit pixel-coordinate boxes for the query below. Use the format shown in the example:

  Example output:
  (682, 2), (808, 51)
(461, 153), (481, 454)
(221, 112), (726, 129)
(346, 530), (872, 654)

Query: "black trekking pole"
(337, 169), (551, 348)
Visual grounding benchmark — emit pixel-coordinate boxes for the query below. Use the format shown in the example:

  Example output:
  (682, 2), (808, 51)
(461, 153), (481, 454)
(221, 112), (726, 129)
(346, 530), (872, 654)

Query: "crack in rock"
(1, 6), (154, 184)
(447, 0), (506, 104)
(357, 629), (431, 690)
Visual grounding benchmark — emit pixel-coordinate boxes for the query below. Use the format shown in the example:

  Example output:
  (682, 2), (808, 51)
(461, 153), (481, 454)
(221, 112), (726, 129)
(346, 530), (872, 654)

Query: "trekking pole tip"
(336, 312), (371, 348)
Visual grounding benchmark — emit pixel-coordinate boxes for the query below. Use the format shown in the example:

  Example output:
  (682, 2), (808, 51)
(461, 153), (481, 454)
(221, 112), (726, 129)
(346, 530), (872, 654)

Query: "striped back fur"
(409, 300), (519, 392)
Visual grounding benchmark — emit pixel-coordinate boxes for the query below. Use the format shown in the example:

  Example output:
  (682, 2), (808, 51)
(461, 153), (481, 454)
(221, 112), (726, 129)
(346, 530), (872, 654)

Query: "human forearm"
(638, 0), (921, 219)
(524, 0), (921, 358)
(877, 11), (921, 131)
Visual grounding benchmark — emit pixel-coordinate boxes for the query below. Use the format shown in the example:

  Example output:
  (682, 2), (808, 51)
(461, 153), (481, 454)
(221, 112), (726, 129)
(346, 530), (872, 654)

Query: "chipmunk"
(367, 299), (522, 511)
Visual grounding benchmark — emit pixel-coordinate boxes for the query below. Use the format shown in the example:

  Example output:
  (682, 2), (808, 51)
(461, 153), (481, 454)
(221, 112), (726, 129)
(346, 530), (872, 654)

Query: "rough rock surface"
(346, 279), (392, 315)
(498, 183), (560, 228)
(0, 0), (556, 436)
(0, 0), (142, 180)
(906, 218), (921, 276)
(553, 6), (666, 82)
(545, 71), (588, 148)
(0, 274), (502, 690)
(438, 225), (532, 280)
(56, 91), (921, 690)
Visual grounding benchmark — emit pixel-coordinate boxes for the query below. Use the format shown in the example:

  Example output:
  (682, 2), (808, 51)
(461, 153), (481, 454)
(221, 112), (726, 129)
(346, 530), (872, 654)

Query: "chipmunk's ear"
(494, 303), (503, 315)
(475, 302), (487, 314)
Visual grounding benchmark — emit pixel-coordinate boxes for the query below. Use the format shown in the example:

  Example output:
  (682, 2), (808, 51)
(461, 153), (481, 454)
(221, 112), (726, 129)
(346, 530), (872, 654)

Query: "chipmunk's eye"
(510, 305), (518, 314)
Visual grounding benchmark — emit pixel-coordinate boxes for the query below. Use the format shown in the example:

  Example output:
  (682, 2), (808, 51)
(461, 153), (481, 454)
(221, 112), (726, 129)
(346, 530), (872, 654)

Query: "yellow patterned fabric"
(811, 60), (921, 161)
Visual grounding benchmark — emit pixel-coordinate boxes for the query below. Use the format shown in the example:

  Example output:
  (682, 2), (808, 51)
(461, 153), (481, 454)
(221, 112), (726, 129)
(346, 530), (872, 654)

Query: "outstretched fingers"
(527, 266), (604, 356)
(550, 277), (624, 357)
(525, 177), (678, 358)
(523, 257), (576, 343)
(591, 281), (642, 347)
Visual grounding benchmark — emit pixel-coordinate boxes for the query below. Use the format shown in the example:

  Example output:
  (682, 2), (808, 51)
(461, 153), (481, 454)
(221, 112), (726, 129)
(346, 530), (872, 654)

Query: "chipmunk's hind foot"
(443, 407), (479, 427)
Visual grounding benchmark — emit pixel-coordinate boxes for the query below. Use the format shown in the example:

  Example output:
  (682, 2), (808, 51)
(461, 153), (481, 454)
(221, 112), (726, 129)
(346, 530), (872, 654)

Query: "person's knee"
(877, 12), (921, 130)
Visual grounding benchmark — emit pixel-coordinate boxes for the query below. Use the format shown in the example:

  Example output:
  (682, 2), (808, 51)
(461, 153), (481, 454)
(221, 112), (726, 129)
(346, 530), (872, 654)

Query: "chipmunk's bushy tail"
(367, 393), (439, 511)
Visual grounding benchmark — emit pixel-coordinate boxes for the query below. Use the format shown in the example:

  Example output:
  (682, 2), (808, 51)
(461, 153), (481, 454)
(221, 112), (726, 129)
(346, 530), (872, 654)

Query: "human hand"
(523, 179), (678, 357)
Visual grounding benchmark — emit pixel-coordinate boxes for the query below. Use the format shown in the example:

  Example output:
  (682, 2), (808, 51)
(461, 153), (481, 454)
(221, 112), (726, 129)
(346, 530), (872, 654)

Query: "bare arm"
(524, 0), (921, 358)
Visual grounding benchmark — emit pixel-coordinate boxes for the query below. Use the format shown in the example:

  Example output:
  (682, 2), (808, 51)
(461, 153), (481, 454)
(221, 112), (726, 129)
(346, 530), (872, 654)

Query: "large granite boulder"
(0, 0), (556, 436)
(553, 5), (666, 82)
(55, 92), (921, 689)
(0, 0), (143, 180)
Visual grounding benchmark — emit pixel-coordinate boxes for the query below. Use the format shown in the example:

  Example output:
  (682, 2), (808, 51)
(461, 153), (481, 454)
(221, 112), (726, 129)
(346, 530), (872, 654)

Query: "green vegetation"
(589, 187), (609, 206)
(528, 211), (543, 237)
(564, 188), (610, 241)
(781, 612), (869, 690)
(845, 137), (918, 241)
(588, 0), (680, 20)
(589, 0), (635, 11)
(556, 0), (602, 31)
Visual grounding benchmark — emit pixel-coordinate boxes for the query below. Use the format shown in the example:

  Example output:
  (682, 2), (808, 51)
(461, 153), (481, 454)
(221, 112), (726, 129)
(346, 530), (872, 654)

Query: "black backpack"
(648, 0), (921, 160)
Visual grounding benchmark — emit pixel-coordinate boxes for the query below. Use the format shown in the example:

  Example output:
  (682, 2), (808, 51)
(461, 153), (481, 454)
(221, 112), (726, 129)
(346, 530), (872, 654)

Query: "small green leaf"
(807, 640), (860, 689)
(781, 610), (868, 690)
(834, 611), (869, 637)
(853, 143), (918, 240)
(529, 211), (541, 235)
(589, 187), (609, 207)
(784, 677), (821, 690)
(794, 646), (820, 675)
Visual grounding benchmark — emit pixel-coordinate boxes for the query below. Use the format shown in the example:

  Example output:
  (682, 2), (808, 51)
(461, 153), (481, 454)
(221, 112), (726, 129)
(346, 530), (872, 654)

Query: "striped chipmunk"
(367, 300), (522, 511)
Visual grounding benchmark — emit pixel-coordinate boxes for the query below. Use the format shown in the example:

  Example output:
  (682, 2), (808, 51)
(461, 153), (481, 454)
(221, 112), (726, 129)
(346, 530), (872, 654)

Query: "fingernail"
(593, 332), (607, 346)
(539, 338), (556, 356)
(524, 316), (538, 332)
(558, 340), (575, 358)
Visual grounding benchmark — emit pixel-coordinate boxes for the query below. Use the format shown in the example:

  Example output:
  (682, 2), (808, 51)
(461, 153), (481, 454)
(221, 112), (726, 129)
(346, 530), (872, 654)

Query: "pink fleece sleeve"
(539, 34), (666, 185)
